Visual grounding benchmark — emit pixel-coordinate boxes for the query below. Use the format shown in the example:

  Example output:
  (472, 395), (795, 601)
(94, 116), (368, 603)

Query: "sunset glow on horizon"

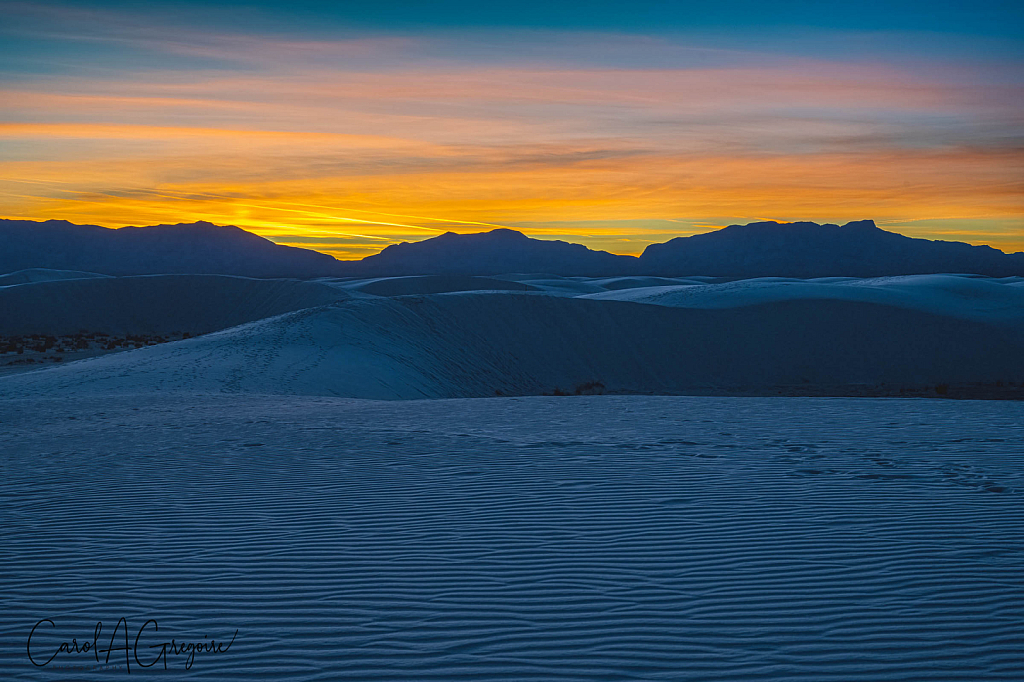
(2, 1), (1022, 258)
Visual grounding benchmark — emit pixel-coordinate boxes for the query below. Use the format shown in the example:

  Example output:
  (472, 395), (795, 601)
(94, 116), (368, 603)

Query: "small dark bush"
(574, 381), (606, 396)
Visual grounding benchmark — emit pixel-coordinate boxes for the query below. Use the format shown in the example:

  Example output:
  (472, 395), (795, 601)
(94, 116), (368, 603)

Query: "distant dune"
(342, 274), (538, 296)
(4, 280), (1021, 399)
(0, 273), (349, 336)
(0, 267), (111, 287)
(583, 274), (1024, 326)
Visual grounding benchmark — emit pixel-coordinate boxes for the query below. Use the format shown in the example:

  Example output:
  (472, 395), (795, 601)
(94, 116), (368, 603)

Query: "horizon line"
(3, 215), (1023, 260)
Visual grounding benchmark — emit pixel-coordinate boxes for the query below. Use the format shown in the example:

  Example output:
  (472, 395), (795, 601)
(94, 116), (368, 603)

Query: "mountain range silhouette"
(2, 218), (1021, 278)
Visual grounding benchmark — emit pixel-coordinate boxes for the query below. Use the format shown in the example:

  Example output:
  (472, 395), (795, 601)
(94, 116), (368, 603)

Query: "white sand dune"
(515, 278), (610, 294)
(2, 394), (1022, 680)
(341, 274), (537, 296)
(0, 267), (111, 287)
(0, 273), (348, 335)
(583, 274), (1024, 327)
(4, 290), (1021, 398)
(589, 275), (698, 290)
(3, 270), (1023, 680)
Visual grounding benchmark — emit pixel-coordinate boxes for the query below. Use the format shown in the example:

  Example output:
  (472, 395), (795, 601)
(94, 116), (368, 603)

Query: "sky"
(1, 0), (1022, 258)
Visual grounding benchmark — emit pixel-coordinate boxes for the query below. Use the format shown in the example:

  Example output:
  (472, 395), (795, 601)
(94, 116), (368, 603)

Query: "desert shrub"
(574, 381), (606, 395)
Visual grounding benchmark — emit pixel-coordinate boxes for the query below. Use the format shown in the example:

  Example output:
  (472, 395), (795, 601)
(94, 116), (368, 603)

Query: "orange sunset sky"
(2, 2), (1022, 259)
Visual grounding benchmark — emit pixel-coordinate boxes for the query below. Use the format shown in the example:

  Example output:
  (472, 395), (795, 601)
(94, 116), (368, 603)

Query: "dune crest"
(0, 274), (349, 336)
(4, 286), (1021, 399)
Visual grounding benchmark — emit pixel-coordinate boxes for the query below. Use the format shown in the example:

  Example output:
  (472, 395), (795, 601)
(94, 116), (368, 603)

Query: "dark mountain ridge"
(357, 228), (637, 276)
(2, 218), (1022, 278)
(639, 220), (1024, 277)
(0, 219), (342, 278)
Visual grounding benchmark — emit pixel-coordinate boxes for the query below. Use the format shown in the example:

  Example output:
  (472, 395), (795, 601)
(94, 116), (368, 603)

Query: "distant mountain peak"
(0, 218), (340, 278)
(121, 220), (247, 232)
(2, 217), (1021, 278)
(479, 228), (530, 239)
(841, 219), (879, 229)
(716, 219), (878, 234)
(430, 228), (530, 242)
(358, 227), (636, 276)
(640, 219), (1022, 277)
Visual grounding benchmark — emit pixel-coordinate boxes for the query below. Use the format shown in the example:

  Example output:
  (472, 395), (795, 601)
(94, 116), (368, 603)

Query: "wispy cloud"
(1, 2), (1022, 256)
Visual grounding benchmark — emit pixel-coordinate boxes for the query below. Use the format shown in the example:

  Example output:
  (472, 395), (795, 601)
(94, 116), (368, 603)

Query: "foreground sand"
(2, 393), (1022, 680)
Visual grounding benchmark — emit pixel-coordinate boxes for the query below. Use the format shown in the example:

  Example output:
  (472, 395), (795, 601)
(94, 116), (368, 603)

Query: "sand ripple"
(1, 395), (1022, 680)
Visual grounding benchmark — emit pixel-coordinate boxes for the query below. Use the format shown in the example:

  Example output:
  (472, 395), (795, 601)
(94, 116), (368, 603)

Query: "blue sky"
(35, 0), (1024, 34)
(1, 0), (1022, 257)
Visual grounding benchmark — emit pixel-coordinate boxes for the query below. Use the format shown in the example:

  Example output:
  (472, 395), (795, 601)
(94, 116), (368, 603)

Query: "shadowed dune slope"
(583, 274), (1024, 327)
(4, 292), (1022, 398)
(0, 274), (349, 336)
(589, 276), (698, 290)
(345, 274), (537, 296)
(0, 268), (112, 287)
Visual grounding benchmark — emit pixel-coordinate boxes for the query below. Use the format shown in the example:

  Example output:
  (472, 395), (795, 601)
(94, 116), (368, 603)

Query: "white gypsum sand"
(1, 271), (1022, 680)
(0, 394), (1022, 680)
(2, 281), (1022, 398)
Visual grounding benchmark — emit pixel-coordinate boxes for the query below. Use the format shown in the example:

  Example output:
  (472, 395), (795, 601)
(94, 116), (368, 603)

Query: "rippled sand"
(2, 394), (1022, 680)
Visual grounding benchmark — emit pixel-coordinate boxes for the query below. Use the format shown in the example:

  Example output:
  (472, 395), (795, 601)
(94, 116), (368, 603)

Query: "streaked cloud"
(1, 1), (1021, 257)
